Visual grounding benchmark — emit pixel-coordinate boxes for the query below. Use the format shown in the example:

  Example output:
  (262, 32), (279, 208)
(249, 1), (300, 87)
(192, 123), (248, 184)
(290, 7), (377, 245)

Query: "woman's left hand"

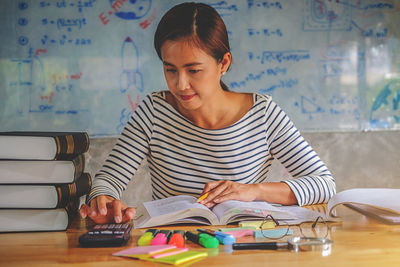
(199, 180), (260, 208)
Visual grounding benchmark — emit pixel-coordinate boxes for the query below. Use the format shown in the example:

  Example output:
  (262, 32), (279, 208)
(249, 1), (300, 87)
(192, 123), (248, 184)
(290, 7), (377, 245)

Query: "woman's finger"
(213, 190), (239, 203)
(122, 207), (136, 223)
(215, 183), (258, 203)
(96, 195), (108, 216)
(89, 198), (98, 217)
(202, 180), (221, 193)
(112, 199), (123, 223)
(79, 203), (90, 218)
(201, 181), (230, 204)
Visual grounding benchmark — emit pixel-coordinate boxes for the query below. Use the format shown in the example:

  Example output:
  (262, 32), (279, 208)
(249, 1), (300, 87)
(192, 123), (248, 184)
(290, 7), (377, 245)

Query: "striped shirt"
(88, 91), (336, 206)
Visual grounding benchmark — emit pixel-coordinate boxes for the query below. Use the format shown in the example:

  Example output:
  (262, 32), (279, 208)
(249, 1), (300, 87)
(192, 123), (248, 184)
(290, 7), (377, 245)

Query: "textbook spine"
(54, 132), (90, 160)
(56, 173), (92, 208)
(72, 154), (85, 180)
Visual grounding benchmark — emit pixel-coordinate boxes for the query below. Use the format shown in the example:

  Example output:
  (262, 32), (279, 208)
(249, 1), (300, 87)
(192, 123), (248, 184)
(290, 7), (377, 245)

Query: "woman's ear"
(220, 52), (232, 74)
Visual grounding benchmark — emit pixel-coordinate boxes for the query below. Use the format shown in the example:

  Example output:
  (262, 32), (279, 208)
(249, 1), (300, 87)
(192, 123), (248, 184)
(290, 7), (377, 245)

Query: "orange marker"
(168, 230), (185, 248)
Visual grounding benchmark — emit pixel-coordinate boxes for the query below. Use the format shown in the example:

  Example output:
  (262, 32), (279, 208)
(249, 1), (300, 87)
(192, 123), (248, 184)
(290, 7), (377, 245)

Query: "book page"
(143, 195), (210, 218)
(327, 188), (400, 217)
(345, 203), (400, 224)
(211, 200), (291, 224)
(134, 195), (220, 228)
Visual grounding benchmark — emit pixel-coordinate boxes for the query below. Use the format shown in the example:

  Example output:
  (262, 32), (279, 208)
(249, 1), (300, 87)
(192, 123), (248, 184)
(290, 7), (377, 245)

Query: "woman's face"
(160, 39), (226, 111)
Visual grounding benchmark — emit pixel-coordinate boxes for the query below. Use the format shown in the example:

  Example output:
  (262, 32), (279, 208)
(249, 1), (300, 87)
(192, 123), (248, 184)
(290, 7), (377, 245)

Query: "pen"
(197, 192), (209, 202)
(185, 231), (219, 248)
(232, 242), (288, 250)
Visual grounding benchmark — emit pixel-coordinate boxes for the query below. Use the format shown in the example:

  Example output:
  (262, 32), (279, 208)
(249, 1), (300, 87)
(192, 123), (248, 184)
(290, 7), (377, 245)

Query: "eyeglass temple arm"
(312, 216), (324, 228)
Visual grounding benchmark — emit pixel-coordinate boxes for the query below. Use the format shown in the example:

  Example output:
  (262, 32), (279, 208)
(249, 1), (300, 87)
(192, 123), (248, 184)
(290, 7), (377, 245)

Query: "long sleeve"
(265, 100), (336, 206)
(86, 95), (154, 204)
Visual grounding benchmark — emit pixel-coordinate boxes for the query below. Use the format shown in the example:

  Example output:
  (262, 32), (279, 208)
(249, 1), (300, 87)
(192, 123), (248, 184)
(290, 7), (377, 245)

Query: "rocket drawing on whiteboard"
(31, 55), (48, 112)
(10, 53), (46, 114)
(32, 55), (46, 93)
(120, 36), (143, 93)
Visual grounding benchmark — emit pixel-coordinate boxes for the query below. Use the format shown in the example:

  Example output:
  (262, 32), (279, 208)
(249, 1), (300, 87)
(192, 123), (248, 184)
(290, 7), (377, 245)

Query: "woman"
(80, 2), (336, 224)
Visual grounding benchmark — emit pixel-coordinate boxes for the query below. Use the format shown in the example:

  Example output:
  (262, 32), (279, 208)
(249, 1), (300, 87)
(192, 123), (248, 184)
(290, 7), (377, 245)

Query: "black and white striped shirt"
(88, 91), (336, 206)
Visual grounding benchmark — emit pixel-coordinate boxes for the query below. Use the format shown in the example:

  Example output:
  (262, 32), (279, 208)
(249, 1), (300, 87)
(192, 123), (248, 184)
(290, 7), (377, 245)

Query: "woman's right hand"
(79, 195), (136, 224)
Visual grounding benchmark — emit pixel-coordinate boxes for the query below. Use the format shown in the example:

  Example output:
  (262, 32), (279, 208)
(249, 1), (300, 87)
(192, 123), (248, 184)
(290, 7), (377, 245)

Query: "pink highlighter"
(151, 233), (167, 245)
(151, 230), (172, 246)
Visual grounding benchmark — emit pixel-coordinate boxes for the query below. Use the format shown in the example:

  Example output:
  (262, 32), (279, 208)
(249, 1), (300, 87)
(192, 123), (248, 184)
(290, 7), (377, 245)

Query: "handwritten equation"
(1, 0), (399, 135)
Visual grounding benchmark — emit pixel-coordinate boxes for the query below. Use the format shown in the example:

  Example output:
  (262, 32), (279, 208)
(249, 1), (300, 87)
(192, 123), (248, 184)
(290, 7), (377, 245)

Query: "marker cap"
(137, 232), (154, 246)
(199, 233), (219, 248)
(168, 233), (185, 248)
(214, 231), (236, 245)
(151, 233), (167, 246)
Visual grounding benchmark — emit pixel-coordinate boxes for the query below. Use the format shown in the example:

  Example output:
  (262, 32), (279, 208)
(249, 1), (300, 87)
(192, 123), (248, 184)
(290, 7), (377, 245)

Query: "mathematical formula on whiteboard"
(0, 0), (399, 136)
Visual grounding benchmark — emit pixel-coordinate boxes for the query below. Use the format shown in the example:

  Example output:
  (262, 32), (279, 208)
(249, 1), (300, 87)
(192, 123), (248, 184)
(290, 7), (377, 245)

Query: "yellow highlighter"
(197, 192), (209, 202)
(239, 220), (276, 230)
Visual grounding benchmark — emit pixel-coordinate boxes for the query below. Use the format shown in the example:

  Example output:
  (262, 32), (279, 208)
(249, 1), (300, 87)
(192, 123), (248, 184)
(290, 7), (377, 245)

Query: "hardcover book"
(0, 154), (85, 184)
(0, 131), (89, 160)
(0, 173), (91, 208)
(0, 200), (79, 232)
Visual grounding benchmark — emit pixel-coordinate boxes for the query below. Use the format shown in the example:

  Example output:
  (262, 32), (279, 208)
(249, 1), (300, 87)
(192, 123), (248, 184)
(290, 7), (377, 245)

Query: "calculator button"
(113, 231), (124, 235)
(100, 230), (114, 234)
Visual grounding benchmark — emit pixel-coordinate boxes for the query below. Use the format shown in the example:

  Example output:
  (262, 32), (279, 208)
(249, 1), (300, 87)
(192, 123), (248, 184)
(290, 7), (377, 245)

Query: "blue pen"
(197, 229), (236, 245)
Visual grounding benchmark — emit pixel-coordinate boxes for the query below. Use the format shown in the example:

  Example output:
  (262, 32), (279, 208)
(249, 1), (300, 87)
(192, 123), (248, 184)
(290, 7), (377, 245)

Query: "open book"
(133, 195), (295, 228)
(327, 188), (400, 224)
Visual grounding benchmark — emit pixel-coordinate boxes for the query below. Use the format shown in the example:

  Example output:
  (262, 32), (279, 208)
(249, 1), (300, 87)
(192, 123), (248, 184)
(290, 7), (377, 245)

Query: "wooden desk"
(1, 205), (400, 266)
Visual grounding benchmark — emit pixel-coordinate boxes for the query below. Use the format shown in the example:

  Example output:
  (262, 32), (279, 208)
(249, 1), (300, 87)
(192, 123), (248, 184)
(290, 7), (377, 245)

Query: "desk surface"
(1, 205), (400, 266)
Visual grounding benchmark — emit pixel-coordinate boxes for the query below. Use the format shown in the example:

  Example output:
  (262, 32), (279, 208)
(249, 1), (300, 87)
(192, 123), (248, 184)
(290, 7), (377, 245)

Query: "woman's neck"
(166, 90), (253, 130)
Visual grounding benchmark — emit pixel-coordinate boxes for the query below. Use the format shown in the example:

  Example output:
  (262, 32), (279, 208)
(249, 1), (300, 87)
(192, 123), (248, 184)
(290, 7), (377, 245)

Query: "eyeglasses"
(259, 214), (290, 239)
(298, 216), (329, 239)
(259, 215), (329, 240)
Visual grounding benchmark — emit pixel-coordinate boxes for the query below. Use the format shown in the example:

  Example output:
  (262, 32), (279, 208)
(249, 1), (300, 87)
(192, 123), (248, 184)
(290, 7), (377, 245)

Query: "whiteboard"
(0, 0), (399, 136)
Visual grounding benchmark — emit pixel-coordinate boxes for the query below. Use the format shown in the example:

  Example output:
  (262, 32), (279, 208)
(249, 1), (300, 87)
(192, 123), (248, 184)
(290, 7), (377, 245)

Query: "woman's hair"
(154, 2), (232, 91)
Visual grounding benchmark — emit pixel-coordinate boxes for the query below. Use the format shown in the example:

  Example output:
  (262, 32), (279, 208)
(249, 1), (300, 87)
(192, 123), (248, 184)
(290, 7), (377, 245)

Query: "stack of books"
(0, 132), (91, 232)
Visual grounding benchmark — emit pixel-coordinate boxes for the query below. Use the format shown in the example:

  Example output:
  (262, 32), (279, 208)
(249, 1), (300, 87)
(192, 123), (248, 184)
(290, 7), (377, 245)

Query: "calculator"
(78, 223), (133, 247)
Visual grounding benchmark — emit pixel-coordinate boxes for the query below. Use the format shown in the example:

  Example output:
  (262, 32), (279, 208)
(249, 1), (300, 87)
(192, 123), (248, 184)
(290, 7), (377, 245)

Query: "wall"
(86, 131), (400, 206)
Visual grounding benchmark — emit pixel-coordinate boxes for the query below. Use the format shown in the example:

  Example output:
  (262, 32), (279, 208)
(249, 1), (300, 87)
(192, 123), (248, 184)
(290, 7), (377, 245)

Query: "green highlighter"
(185, 231), (219, 248)
(137, 229), (159, 246)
